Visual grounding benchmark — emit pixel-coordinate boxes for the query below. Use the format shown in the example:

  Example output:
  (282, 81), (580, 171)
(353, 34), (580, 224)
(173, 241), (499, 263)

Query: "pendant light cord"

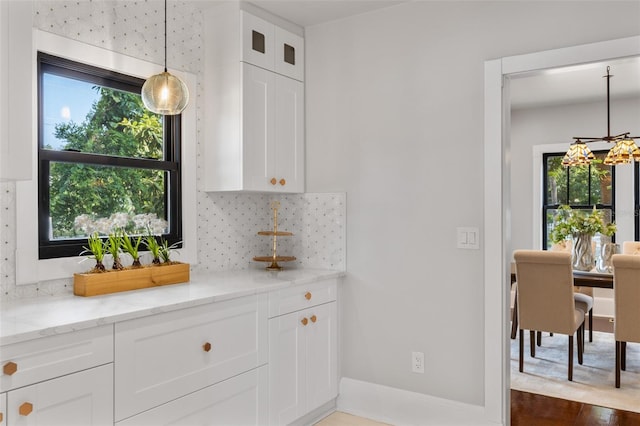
(163, 0), (168, 72)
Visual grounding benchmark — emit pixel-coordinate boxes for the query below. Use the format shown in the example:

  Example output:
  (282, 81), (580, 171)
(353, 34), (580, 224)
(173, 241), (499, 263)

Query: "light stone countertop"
(0, 268), (344, 346)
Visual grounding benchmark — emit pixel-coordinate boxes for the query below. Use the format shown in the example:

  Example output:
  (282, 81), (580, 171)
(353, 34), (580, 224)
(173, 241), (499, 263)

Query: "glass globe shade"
(141, 71), (189, 115)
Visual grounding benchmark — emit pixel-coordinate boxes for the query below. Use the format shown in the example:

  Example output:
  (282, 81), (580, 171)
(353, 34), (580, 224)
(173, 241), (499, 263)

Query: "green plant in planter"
(107, 230), (124, 270)
(122, 232), (143, 267)
(159, 238), (181, 264)
(80, 232), (107, 272)
(144, 233), (162, 265)
(550, 205), (616, 243)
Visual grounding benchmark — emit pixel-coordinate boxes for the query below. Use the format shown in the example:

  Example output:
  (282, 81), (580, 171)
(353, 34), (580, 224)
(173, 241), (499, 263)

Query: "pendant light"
(563, 66), (639, 167)
(141, 0), (189, 115)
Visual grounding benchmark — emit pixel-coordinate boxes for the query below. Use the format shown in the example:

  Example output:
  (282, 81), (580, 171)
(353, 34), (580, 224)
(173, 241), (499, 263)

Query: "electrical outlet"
(412, 351), (424, 373)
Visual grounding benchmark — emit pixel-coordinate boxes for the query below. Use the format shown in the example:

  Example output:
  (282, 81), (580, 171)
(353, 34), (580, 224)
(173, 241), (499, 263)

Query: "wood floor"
(511, 389), (640, 425)
(316, 392), (640, 425)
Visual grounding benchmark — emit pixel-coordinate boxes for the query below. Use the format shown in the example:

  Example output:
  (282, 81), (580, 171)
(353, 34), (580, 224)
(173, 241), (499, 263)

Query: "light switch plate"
(457, 227), (480, 250)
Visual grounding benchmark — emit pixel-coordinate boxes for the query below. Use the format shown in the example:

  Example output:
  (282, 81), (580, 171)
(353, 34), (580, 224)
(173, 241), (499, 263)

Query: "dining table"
(510, 269), (613, 339)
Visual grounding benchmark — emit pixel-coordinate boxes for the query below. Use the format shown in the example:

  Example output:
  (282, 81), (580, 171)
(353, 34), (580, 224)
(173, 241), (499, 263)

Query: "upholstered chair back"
(514, 250), (578, 336)
(612, 254), (640, 344)
(622, 241), (640, 255)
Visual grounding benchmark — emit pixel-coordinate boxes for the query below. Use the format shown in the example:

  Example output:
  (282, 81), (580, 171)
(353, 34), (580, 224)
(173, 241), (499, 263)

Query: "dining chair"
(622, 241), (640, 255)
(612, 254), (640, 388)
(514, 250), (585, 381)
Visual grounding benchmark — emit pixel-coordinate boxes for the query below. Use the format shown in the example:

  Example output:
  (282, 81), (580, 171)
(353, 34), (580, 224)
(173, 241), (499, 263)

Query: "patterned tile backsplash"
(0, 1), (345, 300)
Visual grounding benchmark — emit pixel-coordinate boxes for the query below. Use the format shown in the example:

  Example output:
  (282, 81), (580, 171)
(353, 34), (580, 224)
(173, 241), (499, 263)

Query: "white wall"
(305, 0), (640, 410)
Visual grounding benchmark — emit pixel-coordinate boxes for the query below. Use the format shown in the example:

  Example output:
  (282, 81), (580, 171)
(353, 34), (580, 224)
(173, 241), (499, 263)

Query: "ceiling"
(509, 57), (640, 109)
(248, 1), (640, 109)
(249, 0), (405, 28)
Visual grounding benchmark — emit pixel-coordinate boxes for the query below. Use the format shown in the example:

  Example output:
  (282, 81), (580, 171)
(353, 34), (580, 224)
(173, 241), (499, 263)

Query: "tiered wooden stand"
(253, 201), (296, 271)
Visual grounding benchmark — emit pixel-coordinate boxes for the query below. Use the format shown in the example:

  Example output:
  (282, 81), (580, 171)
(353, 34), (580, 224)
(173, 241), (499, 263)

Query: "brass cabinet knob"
(270, 178), (277, 185)
(279, 178), (286, 186)
(19, 402), (33, 416)
(304, 292), (312, 300)
(3, 361), (17, 376)
(203, 342), (212, 352)
(301, 317), (308, 326)
(310, 315), (317, 323)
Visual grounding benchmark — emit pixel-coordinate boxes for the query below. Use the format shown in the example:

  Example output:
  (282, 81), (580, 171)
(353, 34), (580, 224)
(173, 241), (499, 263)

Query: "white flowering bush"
(74, 213), (168, 237)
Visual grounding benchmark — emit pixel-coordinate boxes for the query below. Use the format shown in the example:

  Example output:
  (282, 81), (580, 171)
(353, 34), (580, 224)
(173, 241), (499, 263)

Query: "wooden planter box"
(73, 262), (190, 297)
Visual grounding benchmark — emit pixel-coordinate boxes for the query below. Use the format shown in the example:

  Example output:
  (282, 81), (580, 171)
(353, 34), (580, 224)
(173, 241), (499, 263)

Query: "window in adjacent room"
(542, 150), (615, 249)
(38, 52), (182, 259)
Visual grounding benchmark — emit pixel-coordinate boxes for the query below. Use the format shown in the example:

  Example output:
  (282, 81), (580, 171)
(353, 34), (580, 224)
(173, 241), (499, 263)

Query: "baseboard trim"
(337, 377), (500, 425)
(289, 399), (336, 426)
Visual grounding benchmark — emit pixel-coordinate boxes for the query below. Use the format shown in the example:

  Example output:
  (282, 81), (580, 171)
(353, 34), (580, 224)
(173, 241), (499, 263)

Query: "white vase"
(595, 234), (616, 273)
(572, 232), (594, 272)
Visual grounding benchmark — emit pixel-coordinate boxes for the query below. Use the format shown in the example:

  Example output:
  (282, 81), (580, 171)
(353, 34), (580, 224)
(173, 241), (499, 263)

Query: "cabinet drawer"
(0, 325), (113, 392)
(7, 364), (113, 426)
(268, 279), (337, 318)
(117, 365), (267, 426)
(115, 295), (267, 421)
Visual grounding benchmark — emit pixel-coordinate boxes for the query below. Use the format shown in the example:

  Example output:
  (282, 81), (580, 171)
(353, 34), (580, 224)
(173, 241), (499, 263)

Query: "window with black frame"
(542, 150), (615, 249)
(38, 52), (182, 259)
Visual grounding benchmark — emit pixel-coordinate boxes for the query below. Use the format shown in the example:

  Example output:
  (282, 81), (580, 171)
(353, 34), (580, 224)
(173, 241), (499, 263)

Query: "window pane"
(567, 164), (591, 204)
(546, 156), (567, 204)
(42, 73), (164, 160)
(591, 155), (613, 205)
(49, 162), (167, 239)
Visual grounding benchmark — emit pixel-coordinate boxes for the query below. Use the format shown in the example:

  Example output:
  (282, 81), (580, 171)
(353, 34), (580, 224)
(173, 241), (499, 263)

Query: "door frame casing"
(483, 35), (640, 425)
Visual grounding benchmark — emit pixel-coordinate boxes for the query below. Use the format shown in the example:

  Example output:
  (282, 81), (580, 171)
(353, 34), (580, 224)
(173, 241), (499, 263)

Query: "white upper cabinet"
(204, 4), (305, 193)
(0, 1), (32, 181)
(241, 11), (304, 82)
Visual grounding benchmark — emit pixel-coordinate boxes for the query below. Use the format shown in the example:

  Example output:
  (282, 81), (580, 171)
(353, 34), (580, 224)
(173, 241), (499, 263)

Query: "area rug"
(510, 330), (640, 413)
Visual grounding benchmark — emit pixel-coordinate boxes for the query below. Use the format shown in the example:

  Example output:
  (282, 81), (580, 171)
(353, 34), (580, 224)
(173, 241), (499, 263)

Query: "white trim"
(484, 35), (640, 425)
(337, 378), (498, 426)
(15, 30), (197, 284)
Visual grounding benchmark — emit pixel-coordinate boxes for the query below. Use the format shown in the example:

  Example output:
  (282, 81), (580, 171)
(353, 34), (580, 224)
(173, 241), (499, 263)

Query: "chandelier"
(141, 0), (189, 115)
(562, 66), (639, 167)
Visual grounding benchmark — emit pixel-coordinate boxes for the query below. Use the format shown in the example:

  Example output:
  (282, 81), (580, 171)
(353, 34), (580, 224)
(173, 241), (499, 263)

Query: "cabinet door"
(7, 364), (113, 426)
(0, 392), (5, 426)
(242, 62), (276, 191)
(305, 302), (338, 412)
(268, 310), (307, 425)
(274, 27), (304, 82)
(241, 11), (275, 72)
(274, 74), (304, 193)
(117, 366), (267, 426)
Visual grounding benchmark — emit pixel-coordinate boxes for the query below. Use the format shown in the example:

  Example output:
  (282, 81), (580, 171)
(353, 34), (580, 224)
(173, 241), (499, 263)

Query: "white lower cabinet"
(0, 325), (114, 426)
(268, 301), (337, 425)
(115, 294), (268, 422)
(117, 365), (268, 426)
(6, 364), (113, 426)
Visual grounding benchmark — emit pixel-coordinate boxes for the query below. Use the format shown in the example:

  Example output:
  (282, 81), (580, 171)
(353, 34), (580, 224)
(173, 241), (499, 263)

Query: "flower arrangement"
(550, 205), (616, 243)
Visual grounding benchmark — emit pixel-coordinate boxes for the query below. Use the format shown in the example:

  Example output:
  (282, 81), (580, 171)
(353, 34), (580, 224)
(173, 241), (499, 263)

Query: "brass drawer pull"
(270, 178), (277, 185)
(301, 317), (308, 326)
(310, 315), (317, 323)
(3, 361), (17, 376)
(279, 178), (286, 186)
(19, 402), (33, 416)
(304, 292), (312, 300)
(203, 342), (212, 352)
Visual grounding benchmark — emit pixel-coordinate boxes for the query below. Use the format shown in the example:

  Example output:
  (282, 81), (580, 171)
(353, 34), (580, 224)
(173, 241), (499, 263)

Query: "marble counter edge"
(0, 268), (345, 346)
